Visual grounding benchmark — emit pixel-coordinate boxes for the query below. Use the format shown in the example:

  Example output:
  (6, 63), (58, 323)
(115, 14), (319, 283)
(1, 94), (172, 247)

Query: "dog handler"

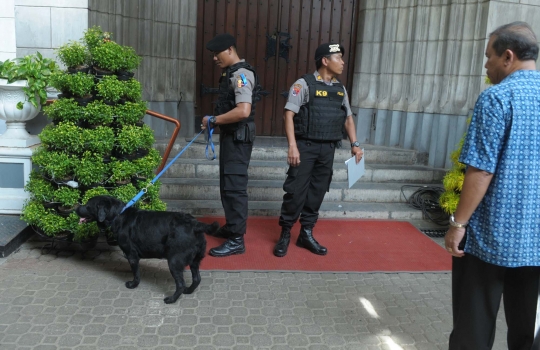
(273, 43), (363, 257)
(202, 33), (260, 257)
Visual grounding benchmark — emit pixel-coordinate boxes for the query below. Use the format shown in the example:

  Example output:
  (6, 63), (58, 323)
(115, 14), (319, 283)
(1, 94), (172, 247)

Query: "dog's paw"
(164, 296), (178, 304)
(125, 281), (139, 289)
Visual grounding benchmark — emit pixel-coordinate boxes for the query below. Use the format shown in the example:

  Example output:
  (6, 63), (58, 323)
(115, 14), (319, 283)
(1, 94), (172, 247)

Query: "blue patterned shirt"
(460, 70), (540, 267)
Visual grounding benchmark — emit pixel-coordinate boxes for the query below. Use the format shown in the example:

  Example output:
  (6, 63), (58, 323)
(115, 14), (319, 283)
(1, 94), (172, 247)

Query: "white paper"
(345, 149), (365, 188)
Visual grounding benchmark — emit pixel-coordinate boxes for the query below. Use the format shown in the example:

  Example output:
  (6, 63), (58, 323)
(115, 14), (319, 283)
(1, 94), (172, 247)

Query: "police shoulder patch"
(236, 73), (248, 88)
(291, 84), (302, 97)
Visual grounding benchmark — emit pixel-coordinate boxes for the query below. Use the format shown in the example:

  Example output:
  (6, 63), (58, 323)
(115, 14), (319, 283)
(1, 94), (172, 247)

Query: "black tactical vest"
(292, 74), (347, 141)
(214, 61), (260, 133)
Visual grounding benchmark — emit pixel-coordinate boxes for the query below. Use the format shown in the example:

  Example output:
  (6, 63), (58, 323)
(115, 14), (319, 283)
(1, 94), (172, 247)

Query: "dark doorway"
(196, 0), (359, 136)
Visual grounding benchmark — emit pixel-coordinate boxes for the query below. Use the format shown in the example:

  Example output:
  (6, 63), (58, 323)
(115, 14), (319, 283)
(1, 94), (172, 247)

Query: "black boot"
(296, 226), (327, 255)
(209, 235), (245, 257)
(273, 227), (291, 257)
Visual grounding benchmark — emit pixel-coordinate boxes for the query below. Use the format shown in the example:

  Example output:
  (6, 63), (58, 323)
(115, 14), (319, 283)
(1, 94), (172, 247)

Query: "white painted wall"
(0, 0), (17, 61)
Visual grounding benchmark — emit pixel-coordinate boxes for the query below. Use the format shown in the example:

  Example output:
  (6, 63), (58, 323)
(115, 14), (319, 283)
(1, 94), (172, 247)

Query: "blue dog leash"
(121, 124), (216, 213)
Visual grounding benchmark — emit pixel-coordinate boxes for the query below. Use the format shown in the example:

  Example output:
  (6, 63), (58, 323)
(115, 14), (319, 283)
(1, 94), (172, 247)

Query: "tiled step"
(159, 158), (445, 183)
(163, 200), (425, 220)
(158, 178), (441, 203)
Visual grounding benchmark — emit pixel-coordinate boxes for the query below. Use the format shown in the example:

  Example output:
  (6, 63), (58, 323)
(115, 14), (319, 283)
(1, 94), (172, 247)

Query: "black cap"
(206, 33), (236, 52)
(314, 43), (345, 60)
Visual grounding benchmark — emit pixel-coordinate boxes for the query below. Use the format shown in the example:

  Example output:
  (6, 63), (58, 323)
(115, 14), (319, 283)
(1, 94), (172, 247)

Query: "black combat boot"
(296, 226), (327, 255)
(273, 227), (291, 257)
(209, 235), (245, 257)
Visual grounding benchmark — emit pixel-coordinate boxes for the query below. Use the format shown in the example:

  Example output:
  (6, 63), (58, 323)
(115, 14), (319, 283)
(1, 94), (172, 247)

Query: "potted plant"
(51, 71), (94, 105)
(81, 126), (115, 156)
(83, 26), (112, 53)
(133, 148), (161, 180)
(114, 101), (147, 126)
(43, 98), (84, 125)
(84, 100), (114, 126)
(32, 147), (75, 182)
(109, 159), (137, 185)
(24, 172), (57, 207)
(110, 183), (138, 203)
(21, 201), (72, 239)
(115, 124), (155, 158)
(74, 151), (109, 186)
(81, 187), (109, 204)
(56, 41), (90, 73)
(91, 41), (124, 74)
(53, 186), (80, 214)
(96, 75), (124, 104)
(122, 79), (142, 101)
(116, 46), (141, 80)
(39, 122), (84, 154)
(0, 52), (58, 110)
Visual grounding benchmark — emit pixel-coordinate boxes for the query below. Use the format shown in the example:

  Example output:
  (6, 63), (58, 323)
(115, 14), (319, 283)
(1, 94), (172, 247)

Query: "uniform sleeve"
(459, 90), (507, 173)
(230, 68), (255, 105)
(342, 87), (353, 116)
(284, 78), (308, 113)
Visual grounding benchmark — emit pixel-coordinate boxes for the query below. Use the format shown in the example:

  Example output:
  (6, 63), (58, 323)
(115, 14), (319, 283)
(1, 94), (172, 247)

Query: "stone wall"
(352, 0), (540, 168)
(88, 0), (198, 138)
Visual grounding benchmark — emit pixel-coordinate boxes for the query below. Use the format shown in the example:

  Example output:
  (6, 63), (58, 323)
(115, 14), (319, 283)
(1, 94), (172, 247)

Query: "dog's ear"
(97, 205), (107, 223)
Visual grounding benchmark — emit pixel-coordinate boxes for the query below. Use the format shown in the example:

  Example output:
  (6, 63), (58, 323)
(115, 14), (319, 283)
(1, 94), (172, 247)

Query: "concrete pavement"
(0, 229), (509, 350)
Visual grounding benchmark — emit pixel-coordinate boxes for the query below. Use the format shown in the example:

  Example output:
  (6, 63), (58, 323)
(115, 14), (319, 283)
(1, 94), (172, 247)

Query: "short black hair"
(490, 21), (538, 61)
(315, 55), (330, 70)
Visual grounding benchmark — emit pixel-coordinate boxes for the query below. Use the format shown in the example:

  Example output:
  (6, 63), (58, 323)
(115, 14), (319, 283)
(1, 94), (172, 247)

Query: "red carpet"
(198, 217), (451, 272)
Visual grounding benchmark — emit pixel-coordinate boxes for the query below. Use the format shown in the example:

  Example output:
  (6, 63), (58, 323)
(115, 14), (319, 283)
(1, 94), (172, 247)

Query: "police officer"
(273, 43), (363, 257)
(202, 33), (259, 257)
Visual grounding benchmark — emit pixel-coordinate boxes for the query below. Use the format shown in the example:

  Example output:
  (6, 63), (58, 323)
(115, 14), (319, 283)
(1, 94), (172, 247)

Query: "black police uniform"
(275, 65), (353, 257)
(215, 61), (258, 238)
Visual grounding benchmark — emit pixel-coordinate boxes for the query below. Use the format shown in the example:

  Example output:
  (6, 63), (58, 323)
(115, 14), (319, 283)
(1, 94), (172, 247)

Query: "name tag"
(315, 90), (328, 97)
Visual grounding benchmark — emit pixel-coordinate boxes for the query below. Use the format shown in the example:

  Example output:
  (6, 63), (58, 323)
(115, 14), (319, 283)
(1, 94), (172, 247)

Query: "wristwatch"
(449, 214), (468, 228)
(351, 141), (360, 148)
(209, 116), (217, 126)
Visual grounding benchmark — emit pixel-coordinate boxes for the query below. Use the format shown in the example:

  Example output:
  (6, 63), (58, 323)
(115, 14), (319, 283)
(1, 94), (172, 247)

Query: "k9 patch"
(292, 84), (302, 97)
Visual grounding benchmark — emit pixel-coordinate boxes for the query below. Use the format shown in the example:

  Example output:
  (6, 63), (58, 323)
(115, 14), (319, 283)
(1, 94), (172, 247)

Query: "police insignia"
(291, 84), (302, 97)
(237, 73), (248, 88)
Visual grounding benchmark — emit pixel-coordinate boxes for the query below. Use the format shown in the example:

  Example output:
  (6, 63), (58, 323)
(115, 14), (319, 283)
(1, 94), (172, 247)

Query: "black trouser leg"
(279, 140), (334, 229)
(219, 133), (252, 236)
(299, 142), (334, 227)
(449, 254), (540, 350)
(503, 265), (540, 350)
(449, 254), (503, 350)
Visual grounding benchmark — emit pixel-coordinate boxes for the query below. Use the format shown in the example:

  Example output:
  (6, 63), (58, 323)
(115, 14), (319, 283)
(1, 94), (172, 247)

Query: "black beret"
(206, 33), (236, 52)
(314, 43), (345, 61)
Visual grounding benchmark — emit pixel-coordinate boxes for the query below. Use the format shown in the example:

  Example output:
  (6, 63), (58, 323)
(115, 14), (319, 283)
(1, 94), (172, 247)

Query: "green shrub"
(81, 187), (109, 204)
(81, 126), (115, 155)
(84, 26), (112, 53)
(109, 160), (137, 183)
(74, 151), (109, 186)
(56, 41), (89, 68)
(53, 186), (80, 207)
(32, 147), (75, 180)
(43, 98), (84, 123)
(122, 79), (142, 101)
(39, 122), (83, 153)
(91, 41), (124, 72)
(84, 100), (114, 125)
(96, 75), (124, 103)
(110, 183), (138, 203)
(115, 124), (155, 155)
(133, 148), (161, 178)
(24, 172), (56, 202)
(114, 101), (147, 125)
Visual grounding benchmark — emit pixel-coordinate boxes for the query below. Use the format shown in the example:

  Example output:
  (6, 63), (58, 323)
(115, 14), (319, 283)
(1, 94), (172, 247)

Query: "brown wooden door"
(196, 0), (358, 136)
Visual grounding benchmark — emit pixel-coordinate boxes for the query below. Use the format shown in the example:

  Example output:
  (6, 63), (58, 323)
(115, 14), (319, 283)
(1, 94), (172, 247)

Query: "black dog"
(76, 195), (219, 304)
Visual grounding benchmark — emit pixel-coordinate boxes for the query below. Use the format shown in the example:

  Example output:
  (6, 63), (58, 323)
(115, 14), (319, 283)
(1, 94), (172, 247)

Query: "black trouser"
(219, 132), (253, 236)
(279, 139), (335, 229)
(449, 253), (540, 350)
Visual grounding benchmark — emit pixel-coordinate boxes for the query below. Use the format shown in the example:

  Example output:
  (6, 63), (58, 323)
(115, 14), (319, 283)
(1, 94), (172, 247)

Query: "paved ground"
(0, 230), (507, 350)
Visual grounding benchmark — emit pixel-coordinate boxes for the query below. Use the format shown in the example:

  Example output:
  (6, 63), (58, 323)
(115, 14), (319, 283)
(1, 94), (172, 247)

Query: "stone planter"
(0, 79), (41, 147)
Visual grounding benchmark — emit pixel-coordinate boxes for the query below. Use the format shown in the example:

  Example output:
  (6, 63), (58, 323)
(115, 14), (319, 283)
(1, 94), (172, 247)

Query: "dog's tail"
(194, 221), (220, 236)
